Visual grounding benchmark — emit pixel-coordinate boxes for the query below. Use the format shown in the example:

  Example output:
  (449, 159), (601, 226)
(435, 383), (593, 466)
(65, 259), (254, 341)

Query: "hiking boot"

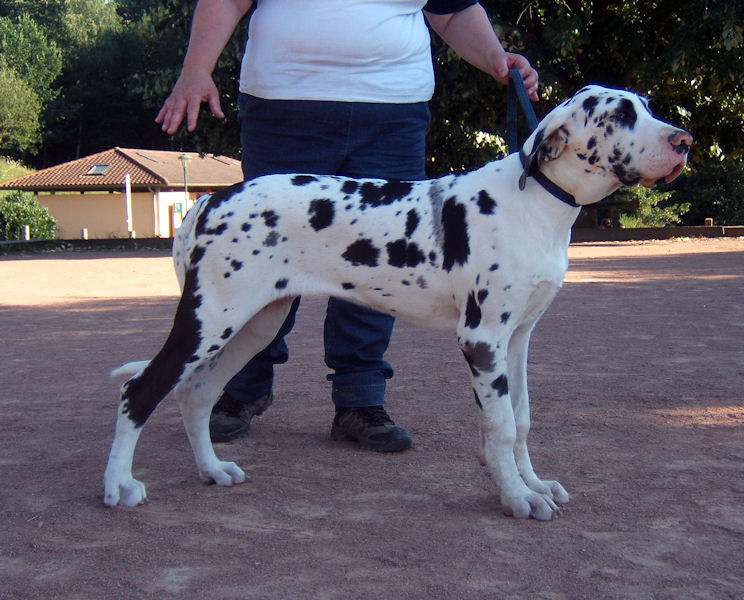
(330, 406), (412, 453)
(209, 391), (273, 443)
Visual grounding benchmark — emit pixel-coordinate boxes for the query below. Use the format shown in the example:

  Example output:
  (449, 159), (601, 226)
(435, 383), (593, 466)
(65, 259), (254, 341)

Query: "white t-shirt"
(239, 0), (436, 103)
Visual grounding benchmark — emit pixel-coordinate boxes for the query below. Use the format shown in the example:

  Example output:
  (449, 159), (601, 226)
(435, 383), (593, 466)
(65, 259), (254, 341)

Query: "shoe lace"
(358, 406), (394, 427)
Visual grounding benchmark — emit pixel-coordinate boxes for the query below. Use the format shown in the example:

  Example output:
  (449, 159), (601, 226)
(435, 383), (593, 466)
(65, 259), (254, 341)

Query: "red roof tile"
(0, 148), (243, 192)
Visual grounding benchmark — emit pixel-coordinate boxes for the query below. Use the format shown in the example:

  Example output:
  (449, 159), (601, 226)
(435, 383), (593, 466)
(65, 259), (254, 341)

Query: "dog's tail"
(110, 360), (150, 379)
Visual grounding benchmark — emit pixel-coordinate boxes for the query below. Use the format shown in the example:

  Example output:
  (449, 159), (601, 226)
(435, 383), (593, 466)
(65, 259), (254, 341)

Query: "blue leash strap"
(507, 68), (539, 154)
(507, 70), (580, 207)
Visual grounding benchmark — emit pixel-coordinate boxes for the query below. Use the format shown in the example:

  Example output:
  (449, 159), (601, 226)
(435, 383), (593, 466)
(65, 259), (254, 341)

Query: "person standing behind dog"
(156, 0), (539, 452)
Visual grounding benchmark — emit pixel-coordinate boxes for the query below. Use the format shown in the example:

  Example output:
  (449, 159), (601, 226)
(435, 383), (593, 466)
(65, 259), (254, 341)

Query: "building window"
(85, 164), (111, 175)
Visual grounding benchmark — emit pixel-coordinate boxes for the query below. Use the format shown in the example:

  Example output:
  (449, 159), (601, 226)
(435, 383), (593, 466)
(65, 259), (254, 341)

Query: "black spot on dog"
(441, 197), (470, 272)
(263, 231), (280, 247)
(189, 245), (206, 266)
(611, 98), (638, 129)
(341, 180), (359, 195)
(429, 252), (438, 266)
(308, 198), (335, 231)
(386, 239), (426, 268)
(476, 190), (497, 215)
(461, 341), (496, 377)
(612, 164), (641, 186)
(464, 292), (481, 329)
(405, 209), (420, 238)
(401, 280), (411, 286)
(241, 222), (251, 232)
(489, 263), (499, 272)
(275, 278), (289, 289)
(203, 222), (228, 236)
(262, 210), (279, 228)
(231, 259), (243, 271)
(416, 276), (428, 289)
(342, 282), (355, 290)
(359, 181), (413, 208)
(120, 267), (203, 427)
(292, 175), (318, 186)
(582, 95), (599, 117)
(207, 344), (220, 353)
(587, 136), (597, 149)
(477, 289), (489, 304)
(221, 328), (232, 340)
(500, 311), (511, 324)
(194, 184), (240, 237)
(342, 238), (380, 267)
(223, 272), (231, 278)
(491, 375), (509, 396)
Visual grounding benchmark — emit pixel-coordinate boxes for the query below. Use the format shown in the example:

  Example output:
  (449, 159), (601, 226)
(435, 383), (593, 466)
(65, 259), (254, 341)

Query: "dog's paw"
(501, 488), (561, 521)
(199, 461), (246, 487)
(525, 477), (570, 505)
(103, 477), (147, 507)
(540, 479), (570, 505)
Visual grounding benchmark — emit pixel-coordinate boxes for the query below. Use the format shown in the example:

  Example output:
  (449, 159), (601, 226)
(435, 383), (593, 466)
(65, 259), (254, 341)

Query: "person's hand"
(155, 68), (225, 135)
(491, 52), (539, 101)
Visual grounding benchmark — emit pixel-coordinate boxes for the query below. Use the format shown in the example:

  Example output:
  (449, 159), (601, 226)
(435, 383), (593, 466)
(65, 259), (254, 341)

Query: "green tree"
(0, 190), (56, 240)
(428, 1), (744, 174)
(0, 67), (41, 153)
(616, 188), (690, 228)
(124, 0), (245, 157)
(670, 160), (744, 226)
(0, 0), (66, 38)
(0, 14), (62, 110)
(42, 0), (168, 162)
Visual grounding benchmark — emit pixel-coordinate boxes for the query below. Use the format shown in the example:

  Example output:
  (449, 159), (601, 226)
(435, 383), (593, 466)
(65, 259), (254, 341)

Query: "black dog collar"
(519, 149), (580, 208)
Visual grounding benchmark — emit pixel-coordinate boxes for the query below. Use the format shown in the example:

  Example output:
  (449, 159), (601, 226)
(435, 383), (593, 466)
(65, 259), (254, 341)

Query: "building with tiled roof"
(0, 148), (243, 238)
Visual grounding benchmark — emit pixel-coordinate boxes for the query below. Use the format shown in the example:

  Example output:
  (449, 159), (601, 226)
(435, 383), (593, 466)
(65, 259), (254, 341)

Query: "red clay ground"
(1, 238), (743, 599)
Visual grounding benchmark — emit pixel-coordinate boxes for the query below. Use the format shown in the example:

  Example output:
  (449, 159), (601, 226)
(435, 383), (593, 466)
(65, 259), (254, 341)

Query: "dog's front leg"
(460, 328), (560, 521)
(507, 323), (569, 506)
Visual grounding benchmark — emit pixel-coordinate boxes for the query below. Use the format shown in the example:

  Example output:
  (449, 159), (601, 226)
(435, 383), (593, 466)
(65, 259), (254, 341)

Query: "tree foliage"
(429, 1), (744, 174)
(0, 14), (62, 110)
(615, 188), (690, 228)
(0, 67), (41, 152)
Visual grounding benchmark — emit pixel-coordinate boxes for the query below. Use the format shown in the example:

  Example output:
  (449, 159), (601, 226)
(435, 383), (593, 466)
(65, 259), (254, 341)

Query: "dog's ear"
(519, 122), (571, 190)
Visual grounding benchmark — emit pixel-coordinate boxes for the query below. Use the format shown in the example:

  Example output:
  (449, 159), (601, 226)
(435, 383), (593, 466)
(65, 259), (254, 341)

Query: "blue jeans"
(223, 94), (430, 408)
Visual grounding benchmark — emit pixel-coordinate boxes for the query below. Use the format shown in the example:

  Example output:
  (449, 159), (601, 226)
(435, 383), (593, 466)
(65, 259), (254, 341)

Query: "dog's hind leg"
(103, 402), (148, 506)
(174, 298), (295, 487)
(104, 268), (215, 506)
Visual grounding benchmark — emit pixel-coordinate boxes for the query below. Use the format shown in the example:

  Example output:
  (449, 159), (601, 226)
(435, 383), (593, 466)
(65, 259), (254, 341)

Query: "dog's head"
(519, 86), (692, 205)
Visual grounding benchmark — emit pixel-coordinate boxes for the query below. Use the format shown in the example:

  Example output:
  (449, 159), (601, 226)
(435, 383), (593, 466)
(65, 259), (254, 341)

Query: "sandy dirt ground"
(1, 237), (743, 599)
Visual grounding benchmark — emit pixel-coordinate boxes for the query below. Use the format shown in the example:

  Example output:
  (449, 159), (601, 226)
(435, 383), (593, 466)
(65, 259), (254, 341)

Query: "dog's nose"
(669, 130), (693, 155)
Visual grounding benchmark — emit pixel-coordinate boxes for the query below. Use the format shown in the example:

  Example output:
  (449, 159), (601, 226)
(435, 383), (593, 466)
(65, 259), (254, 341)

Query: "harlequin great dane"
(104, 86), (691, 520)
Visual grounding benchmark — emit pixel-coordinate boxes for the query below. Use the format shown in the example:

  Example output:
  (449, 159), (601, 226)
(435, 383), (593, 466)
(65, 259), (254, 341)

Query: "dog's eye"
(610, 99), (638, 128)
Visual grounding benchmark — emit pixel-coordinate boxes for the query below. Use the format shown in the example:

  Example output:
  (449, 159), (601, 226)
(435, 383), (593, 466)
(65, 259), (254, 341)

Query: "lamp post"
(179, 153), (192, 209)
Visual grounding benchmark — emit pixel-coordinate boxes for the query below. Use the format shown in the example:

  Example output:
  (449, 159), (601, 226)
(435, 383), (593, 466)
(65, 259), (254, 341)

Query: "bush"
(616, 187), (691, 228)
(0, 190), (56, 240)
